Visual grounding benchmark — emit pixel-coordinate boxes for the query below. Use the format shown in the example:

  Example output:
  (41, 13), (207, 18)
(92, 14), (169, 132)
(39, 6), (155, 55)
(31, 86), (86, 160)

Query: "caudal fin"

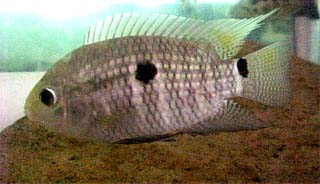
(240, 42), (291, 106)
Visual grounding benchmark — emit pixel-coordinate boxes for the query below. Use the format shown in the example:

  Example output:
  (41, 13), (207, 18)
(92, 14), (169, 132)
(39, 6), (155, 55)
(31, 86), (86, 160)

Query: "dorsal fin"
(83, 9), (278, 60)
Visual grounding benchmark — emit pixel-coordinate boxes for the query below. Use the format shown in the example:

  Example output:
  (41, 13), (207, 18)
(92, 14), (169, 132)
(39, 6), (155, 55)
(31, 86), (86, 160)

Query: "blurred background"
(0, 0), (235, 72)
(0, 0), (318, 73)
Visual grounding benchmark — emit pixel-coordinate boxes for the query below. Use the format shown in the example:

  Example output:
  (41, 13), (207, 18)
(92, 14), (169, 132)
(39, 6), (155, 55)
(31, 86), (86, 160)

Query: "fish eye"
(40, 88), (57, 106)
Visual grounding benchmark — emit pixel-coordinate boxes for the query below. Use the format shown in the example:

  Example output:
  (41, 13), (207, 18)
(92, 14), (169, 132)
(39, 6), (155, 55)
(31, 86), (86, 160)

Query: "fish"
(229, 0), (319, 20)
(24, 10), (291, 143)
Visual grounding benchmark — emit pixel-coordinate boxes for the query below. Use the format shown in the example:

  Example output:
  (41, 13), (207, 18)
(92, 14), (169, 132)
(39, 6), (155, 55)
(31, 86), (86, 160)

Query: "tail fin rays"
(241, 42), (291, 106)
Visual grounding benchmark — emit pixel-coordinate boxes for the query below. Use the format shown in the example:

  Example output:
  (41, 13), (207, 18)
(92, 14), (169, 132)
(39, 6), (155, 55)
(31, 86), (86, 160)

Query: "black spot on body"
(237, 58), (249, 78)
(135, 61), (157, 84)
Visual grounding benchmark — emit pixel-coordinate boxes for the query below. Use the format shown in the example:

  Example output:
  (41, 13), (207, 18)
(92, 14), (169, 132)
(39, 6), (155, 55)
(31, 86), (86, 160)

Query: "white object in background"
(310, 0), (320, 65)
(311, 17), (320, 65)
(294, 16), (311, 62)
(0, 72), (44, 132)
(294, 0), (320, 65)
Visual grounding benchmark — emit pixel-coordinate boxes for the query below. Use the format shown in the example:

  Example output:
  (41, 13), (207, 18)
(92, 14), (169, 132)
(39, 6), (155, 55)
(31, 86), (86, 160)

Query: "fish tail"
(239, 42), (291, 106)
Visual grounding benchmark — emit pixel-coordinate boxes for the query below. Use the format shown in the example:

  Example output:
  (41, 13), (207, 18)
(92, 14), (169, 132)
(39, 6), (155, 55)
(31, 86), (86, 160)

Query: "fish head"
(24, 50), (111, 140)
(24, 53), (71, 130)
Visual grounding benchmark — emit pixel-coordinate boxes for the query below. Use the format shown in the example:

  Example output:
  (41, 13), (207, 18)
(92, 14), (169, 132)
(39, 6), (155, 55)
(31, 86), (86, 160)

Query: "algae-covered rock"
(0, 42), (319, 183)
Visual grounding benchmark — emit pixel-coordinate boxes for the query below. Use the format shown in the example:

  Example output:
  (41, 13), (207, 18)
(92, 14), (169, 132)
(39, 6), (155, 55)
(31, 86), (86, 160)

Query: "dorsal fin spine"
(183, 20), (203, 39)
(145, 14), (162, 35)
(104, 16), (114, 40)
(92, 24), (97, 43)
(146, 14), (159, 35)
(140, 13), (156, 36)
(86, 25), (90, 44)
(130, 15), (145, 36)
(176, 19), (194, 39)
(89, 25), (95, 44)
(113, 14), (122, 38)
(121, 13), (133, 37)
(195, 22), (214, 40)
(129, 14), (141, 36)
(174, 19), (194, 39)
(116, 13), (129, 38)
(162, 16), (181, 37)
(126, 13), (139, 36)
(137, 15), (151, 36)
(83, 10), (277, 60)
(99, 19), (106, 41)
(189, 21), (211, 40)
(111, 14), (122, 39)
(107, 14), (118, 39)
(93, 21), (99, 40)
(120, 14), (132, 37)
(158, 16), (174, 36)
(167, 16), (187, 37)
(152, 14), (170, 36)
(166, 16), (185, 37)
(150, 14), (168, 36)
(120, 13), (132, 37)
(94, 20), (103, 42)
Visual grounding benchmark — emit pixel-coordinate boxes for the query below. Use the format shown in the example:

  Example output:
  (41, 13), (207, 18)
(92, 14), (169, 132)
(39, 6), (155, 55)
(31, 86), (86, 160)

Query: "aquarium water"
(0, 0), (319, 132)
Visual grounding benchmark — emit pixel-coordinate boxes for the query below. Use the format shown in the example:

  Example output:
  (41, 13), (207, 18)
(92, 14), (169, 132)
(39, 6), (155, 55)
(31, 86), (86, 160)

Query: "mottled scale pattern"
(64, 36), (241, 142)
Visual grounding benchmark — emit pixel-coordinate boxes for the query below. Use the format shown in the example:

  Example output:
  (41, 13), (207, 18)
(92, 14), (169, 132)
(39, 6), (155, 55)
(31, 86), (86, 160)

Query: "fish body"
(25, 11), (290, 143)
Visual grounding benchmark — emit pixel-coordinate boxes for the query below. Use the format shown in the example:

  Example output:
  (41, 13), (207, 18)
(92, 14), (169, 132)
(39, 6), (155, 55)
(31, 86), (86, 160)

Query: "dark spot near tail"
(135, 61), (157, 84)
(237, 58), (249, 78)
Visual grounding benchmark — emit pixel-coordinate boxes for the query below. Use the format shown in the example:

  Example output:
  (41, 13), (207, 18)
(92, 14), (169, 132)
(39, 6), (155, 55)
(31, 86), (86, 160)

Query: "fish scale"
(64, 36), (237, 142)
(25, 11), (290, 143)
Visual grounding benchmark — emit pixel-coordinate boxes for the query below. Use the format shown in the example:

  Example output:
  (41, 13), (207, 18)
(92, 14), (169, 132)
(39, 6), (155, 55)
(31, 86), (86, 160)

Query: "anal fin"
(184, 100), (266, 134)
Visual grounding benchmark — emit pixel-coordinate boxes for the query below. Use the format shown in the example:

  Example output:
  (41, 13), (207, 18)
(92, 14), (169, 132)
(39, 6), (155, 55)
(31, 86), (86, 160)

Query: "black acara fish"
(25, 10), (291, 143)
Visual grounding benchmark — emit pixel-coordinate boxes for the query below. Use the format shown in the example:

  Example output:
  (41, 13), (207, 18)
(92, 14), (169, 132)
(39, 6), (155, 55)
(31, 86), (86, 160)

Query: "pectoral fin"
(184, 100), (266, 134)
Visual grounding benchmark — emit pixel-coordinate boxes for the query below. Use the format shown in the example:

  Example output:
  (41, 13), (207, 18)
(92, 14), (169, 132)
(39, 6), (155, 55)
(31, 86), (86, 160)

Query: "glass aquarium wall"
(0, 0), (239, 72)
